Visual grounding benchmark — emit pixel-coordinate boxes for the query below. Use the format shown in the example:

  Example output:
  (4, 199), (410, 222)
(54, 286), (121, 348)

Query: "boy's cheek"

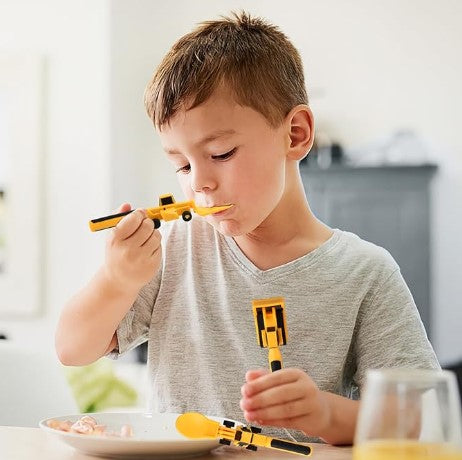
(177, 180), (194, 200)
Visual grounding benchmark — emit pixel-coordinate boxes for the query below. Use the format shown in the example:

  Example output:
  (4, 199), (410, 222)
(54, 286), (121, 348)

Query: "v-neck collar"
(220, 228), (342, 282)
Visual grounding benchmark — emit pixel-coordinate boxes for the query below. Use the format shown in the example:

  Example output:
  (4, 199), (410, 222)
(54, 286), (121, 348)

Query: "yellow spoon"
(193, 204), (232, 217)
(176, 412), (312, 456)
(176, 412), (220, 439)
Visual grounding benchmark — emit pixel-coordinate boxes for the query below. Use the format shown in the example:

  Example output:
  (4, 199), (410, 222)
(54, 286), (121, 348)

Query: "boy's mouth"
(194, 203), (233, 217)
(212, 207), (231, 216)
(199, 203), (233, 209)
(208, 204), (233, 216)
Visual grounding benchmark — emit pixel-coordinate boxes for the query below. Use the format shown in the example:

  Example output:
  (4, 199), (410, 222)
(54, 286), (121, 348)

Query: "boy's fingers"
(129, 218), (156, 247)
(142, 229), (162, 253)
(243, 368), (301, 396)
(245, 369), (268, 382)
(244, 398), (308, 422)
(241, 369), (268, 396)
(151, 244), (162, 258)
(241, 381), (305, 410)
(113, 208), (146, 240)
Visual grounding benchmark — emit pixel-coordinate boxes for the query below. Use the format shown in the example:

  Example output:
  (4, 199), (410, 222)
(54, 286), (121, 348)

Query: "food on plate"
(46, 415), (133, 437)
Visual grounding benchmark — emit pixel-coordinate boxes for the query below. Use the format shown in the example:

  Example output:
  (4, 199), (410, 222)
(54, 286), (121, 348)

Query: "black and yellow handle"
(268, 347), (282, 371)
(89, 211), (162, 232)
(269, 438), (312, 456)
(89, 210), (133, 231)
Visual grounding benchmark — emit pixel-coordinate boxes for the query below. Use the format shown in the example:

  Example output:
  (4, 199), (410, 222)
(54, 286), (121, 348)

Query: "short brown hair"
(144, 11), (308, 129)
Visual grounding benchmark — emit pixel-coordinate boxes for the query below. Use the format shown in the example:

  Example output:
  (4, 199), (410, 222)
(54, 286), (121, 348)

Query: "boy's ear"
(285, 105), (314, 161)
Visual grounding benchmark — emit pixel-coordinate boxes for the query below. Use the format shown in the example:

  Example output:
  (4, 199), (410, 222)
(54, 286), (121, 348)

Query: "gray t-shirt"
(113, 217), (439, 441)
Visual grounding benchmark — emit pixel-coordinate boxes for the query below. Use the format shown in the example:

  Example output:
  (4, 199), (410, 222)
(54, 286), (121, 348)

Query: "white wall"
(109, 0), (462, 364)
(0, 0), (111, 349)
(0, 0), (460, 364)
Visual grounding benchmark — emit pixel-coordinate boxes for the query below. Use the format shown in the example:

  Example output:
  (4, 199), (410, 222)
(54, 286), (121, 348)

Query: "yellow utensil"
(176, 412), (312, 456)
(194, 204), (232, 217)
(252, 297), (288, 372)
(176, 412), (220, 439)
(89, 193), (232, 231)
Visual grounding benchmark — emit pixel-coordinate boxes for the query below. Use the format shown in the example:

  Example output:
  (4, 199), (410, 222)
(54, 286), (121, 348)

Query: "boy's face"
(158, 86), (290, 237)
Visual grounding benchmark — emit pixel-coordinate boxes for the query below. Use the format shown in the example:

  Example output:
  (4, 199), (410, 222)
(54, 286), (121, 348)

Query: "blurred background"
(0, 0), (461, 418)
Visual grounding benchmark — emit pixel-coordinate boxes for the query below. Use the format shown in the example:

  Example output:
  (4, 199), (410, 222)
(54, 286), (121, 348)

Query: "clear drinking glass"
(353, 369), (462, 460)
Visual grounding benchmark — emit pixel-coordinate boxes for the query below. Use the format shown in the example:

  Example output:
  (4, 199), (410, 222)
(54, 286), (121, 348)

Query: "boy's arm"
(55, 266), (141, 366)
(56, 207), (162, 366)
(317, 391), (359, 445)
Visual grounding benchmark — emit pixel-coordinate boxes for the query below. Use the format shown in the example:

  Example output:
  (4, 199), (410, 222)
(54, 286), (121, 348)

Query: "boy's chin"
(210, 220), (246, 238)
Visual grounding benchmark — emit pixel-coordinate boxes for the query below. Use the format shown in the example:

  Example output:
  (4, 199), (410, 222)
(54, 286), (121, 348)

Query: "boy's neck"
(233, 173), (333, 271)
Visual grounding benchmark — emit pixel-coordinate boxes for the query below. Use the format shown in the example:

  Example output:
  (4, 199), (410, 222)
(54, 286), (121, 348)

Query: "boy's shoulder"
(331, 228), (399, 277)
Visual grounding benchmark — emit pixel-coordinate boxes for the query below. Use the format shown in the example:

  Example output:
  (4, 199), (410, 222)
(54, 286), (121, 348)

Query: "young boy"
(56, 12), (439, 445)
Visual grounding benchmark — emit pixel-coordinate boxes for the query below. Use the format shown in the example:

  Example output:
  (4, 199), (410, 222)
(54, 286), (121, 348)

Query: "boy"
(56, 12), (439, 445)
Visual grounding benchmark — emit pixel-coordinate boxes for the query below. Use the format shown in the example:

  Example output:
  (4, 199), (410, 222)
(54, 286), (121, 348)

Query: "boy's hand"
(240, 368), (331, 438)
(103, 203), (162, 293)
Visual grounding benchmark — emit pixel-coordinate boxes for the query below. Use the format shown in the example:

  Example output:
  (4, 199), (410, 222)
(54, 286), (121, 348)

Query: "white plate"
(39, 412), (220, 459)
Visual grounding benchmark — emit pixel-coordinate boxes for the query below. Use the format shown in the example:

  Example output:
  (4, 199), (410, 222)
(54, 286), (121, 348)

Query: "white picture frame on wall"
(0, 54), (43, 317)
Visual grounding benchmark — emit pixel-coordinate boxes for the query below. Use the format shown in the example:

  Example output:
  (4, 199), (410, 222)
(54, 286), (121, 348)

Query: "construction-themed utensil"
(252, 297), (288, 372)
(176, 412), (312, 456)
(89, 193), (232, 232)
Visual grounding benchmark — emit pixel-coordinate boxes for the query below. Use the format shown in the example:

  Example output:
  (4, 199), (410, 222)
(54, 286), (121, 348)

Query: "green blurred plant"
(64, 358), (137, 413)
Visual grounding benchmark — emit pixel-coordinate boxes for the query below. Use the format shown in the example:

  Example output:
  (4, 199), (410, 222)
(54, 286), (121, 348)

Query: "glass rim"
(366, 368), (455, 383)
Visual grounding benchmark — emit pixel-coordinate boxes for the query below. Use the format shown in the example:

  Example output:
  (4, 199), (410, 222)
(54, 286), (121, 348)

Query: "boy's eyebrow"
(197, 129), (237, 145)
(165, 129), (237, 155)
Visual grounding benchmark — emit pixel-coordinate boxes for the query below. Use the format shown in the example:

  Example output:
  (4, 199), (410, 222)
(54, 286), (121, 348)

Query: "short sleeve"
(108, 267), (162, 359)
(352, 268), (440, 391)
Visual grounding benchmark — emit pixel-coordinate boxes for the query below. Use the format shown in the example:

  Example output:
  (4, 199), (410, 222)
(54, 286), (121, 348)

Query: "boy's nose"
(190, 169), (217, 193)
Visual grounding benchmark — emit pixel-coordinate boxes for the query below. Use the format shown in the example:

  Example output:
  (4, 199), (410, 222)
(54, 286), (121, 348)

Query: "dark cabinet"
(300, 164), (437, 337)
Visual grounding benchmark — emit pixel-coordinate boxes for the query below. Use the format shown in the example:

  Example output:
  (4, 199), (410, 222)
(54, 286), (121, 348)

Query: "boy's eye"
(175, 164), (191, 174)
(174, 148), (236, 173)
(211, 147), (236, 161)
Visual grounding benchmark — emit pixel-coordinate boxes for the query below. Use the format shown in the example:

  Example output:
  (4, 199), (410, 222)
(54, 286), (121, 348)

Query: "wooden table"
(0, 426), (352, 459)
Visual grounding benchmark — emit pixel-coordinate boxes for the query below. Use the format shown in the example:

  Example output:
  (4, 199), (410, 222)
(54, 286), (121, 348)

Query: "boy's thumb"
(116, 203), (132, 213)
